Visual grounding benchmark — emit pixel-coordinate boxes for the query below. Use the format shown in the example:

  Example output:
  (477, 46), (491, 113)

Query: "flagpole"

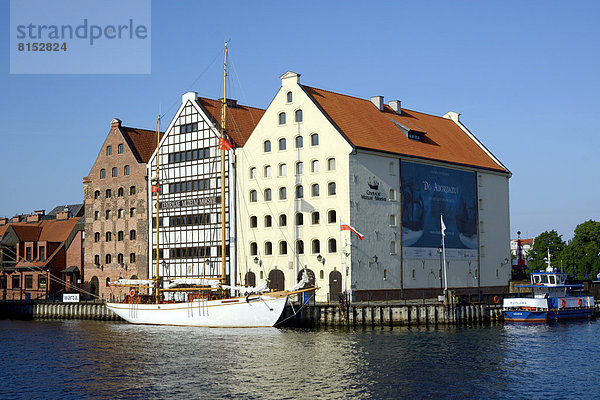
(441, 214), (448, 293)
(339, 222), (345, 296)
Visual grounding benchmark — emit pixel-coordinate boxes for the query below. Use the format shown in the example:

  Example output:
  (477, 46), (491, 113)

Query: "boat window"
(541, 275), (548, 284)
(533, 275), (540, 284)
(549, 275), (555, 284)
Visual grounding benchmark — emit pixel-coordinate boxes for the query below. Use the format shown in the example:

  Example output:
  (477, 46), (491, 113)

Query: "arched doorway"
(297, 268), (315, 302)
(245, 271), (256, 287)
(90, 276), (99, 299)
(268, 269), (285, 292)
(329, 270), (342, 302)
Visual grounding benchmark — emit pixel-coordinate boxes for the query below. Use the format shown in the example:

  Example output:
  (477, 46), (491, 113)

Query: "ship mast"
(220, 43), (228, 285)
(155, 115), (161, 304)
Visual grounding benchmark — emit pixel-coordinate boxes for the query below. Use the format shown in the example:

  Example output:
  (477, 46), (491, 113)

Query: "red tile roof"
(302, 86), (508, 173)
(121, 127), (163, 163)
(11, 225), (42, 242)
(197, 97), (265, 147)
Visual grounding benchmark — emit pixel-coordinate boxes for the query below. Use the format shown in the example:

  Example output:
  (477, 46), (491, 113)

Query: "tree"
(567, 220), (600, 279)
(527, 230), (565, 272)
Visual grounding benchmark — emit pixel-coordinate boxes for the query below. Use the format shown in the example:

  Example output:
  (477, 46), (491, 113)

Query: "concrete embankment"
(0, 301), (120, 321)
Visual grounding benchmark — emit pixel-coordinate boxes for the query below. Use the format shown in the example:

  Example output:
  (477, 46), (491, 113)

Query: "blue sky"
(1, 0), (598, 241)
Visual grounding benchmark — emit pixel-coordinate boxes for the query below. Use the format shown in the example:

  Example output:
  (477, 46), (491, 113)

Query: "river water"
(1, 319), (599, 399)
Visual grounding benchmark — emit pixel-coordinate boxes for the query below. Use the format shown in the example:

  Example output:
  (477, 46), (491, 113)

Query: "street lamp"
(317, 254), (325, 265)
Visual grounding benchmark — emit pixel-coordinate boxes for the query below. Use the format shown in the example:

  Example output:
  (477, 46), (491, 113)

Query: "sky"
(1, 0), (598, 241)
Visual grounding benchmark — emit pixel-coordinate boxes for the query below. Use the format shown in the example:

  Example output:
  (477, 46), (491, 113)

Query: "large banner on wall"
(401, 161), (477, 260)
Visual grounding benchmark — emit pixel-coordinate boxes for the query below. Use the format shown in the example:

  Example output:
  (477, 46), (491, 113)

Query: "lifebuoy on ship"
(578, 298), (583, 306)
(560, 299), (566, 308)
(130, 289), (136, 297)
(493, 296), (500, 304)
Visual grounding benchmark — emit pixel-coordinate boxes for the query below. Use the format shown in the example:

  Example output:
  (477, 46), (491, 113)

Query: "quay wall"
(0, 301), (120, 321)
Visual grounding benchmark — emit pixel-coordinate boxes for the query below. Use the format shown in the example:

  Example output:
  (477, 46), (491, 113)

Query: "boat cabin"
(531, 271), (567, 286)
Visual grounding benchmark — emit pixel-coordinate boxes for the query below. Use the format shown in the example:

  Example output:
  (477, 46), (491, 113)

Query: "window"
(295, 212), (304, 226)
(12, 276), (20, 289)
(264, 188), (272, 201)
(328, 238), (337, 253)
(328, 210), (336, 224)
(250, 216), (258, 228)
(106, 232), (112, 242)
(279, 214), (287, 227)
(250, 242), (258, 256)
(118, 209), (124, 218)
(277, 164), (287, 178)
(328, 182), (337, 196)
(264, 241), (273, 255)
(389, 162), (396, 175)
(118, 143), (124, 154)
(296, 185), (304, 199)
(296, 162), (303, 175)
(295, 109), (303, 122)
(118, 231), (124, 241)
(130, 230), (136, 240)
(130, 253), (136, 263)
(26, 247), (32, 261)
(124, 165), (130, 176)
(264, 165), (272, 178)
(106, 189), (112, 198)
(390, 241), (397, 255)
(94, 232), (100, 242)
(106, 277), (111, 287)
(130, 186), (136, 195)
(312, 211), (320, 224)
(117, 253), (124, 265)
(384, 269), (387, 280)
(250, 190), (257, 202)
(287, 91), (292, 102)
(130, 208), (136, 217)
(390, 214), (397, 226)
(105, 210), (111, 219)
(279, 187), (287, 200)
(100, 169), (106, 179)
(412, 269), (416, 279)
(311, 184), (320, 197)
(279, 138), (286, 151)
(320, 270), (324, 280)
(311, 133), (319, 146)
(39, 246), (45, 261)
(94, 211), (100, 220)
(94, 255), (100, 265)
(112, 167), (118, 177)
(389, 189), (396, 201)
(0, 276), (6, 290)
(279, 241), (288, 255)
(94, 190), (100, 199)
(264, 215), (272, 227)
(296, 136), (303, 148)
(327, 158), (336, 171)
(296, 240), (304, 254)
(117, 187), (124, 197)
(264, 140), (271, 152)
(106, 254), (112, 264)
(278, 112), (286, 125)
(312, 239), (320, 254)
(311, 160), (319, 173)
(106, 145), (112, 156)
(250, 167), (257, 179)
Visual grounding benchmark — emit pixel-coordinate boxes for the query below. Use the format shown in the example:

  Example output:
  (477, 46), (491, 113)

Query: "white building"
(236, 72), (511, 302)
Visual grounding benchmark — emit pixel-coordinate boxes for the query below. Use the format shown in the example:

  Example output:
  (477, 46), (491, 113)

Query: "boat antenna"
(220, 42), (228, 285)
(155, 113), (161, 304)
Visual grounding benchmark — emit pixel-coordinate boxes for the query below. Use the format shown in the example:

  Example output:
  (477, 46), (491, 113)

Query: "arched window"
(94, 211), (99, 220)
(389, 188), (396, 201)
(105, 254), (112, 264)
(250, 190), (257, 202)
(130, 253), (136, 263)
(264, 188), (272, 201)
(124, 165), (130, 176)
(117, 231), (124, 241)
(94, 232), (100, 242)
(250, 216), (257, 228)
(264, 140), (271, 152)
(94, 255), (100, 265)
(311, 184), (320, 197)
(130, 229), (136, 240)
(264, 241), (273, 255)
(328, 210), (336, 223)
(118, 143), (124, 154)
(112, 167), (118, 177)
(117, 253), (124, 265)
(328, 238), (337, 253)
(106, 146), (112, 156)
(279, 138), (286, 151)
(250, 167), (257, 179)
(278, 112), (286, 125)
(100, 169), (106, 179)
(105, 189), (112, 198)
(279, 187), (287, 200)
(328, 182), (337, 196)
(94, 190), (100, 199)
(264, 165), (272, 178)
(384, 269), (388, 280)
(250, 242), (258, 256)
(327, 158), (336, 171)
(390, 214), (397, 226)
(264, 215), (272, 227)
(118, 209), (124, 219)
(279, 241), (288, 255)
(279, 214), (287, 227)
(390, 241), (397, 255)
(295, 109), (303, 122)
(130, 186), (136, 195)
(295, 136), (303, 148)
(296, 240), (304, 254)
(312, 211), (320, 225)
(296, 161), (303, 175)
(117, 187), (124, 197)
(105, 210), (111, 219)
(106, 232), (112, 242)
(287, 91), (293, 102)
(296, 185), (304, 199)
(311, 133), (319, 146)
(311, 160), (319, 172)
(295, 212), (303, 226)
(311, 239), (320, 254)
(106, 277), (111, 287)
(278, 163), (287, 177)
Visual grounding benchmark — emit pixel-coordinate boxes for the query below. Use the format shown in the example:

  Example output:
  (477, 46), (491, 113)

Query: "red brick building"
(0, 206), (84, 301)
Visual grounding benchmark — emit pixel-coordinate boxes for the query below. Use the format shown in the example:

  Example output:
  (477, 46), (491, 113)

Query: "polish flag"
(340, 219), (364, 240)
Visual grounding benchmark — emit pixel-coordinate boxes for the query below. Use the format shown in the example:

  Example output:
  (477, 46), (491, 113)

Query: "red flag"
(151, 185), (160, 193)
(340, 219), (364, 240)
(218, 137), (234, 151)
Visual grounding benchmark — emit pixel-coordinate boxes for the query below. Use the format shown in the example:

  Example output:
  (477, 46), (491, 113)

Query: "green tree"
(528, 230), (565, 272)
(566, 220), (600, 279)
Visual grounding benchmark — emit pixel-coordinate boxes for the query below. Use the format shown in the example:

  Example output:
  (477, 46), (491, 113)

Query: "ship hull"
(504, 307), (595, 323)
(106, 294), (288, 327)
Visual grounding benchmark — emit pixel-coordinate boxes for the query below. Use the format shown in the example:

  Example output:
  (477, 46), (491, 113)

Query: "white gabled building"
(237, 72), (511, 302)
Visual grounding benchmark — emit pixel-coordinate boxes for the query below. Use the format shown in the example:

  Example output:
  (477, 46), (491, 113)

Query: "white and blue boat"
(503, 251), (595, 323)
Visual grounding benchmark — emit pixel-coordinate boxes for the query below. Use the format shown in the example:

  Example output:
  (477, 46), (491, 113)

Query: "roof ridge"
(197, 96), (266, 112)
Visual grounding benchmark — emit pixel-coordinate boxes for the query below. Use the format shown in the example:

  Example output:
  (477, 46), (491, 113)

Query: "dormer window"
(407, 131), (425, 142)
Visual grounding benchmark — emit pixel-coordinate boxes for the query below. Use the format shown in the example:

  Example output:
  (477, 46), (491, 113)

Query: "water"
(2, 319), (600, 399)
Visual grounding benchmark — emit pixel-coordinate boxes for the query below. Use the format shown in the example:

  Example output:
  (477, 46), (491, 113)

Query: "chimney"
(56, 211), (70, 221)
(218, 98), (238, 108)
(0, 218), (8, 225)
(389, 100), (401, 115)
(27, 214), (40, 223)
(182, 91), (197, 103)
(34, 209), (45, 216)
(111, 118), (122, 128)
(12, 216), (21, 223)
(370, 96), (384, 111)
